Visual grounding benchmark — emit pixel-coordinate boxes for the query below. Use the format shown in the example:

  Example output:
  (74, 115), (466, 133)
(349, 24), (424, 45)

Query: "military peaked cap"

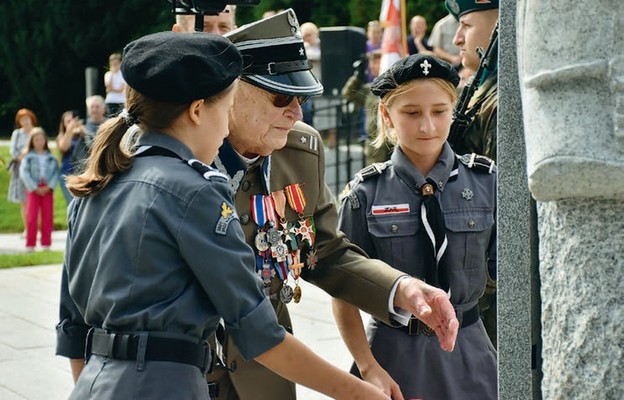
(371, 55), (460, 98)
(445, 0), (499, 21)
(225, 9), (324, 96)
(121, 31), (242, 103)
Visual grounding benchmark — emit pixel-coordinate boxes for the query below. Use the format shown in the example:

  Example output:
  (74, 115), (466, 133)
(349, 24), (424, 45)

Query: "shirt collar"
(392, 142), (456, 192)
(212, 139), (272, 194)
(136, 131), (195, 161)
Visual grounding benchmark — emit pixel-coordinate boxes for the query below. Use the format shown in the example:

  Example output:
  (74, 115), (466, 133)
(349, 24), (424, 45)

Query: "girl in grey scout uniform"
(56, 31), (391, 400)
(333, 54), (497, 399)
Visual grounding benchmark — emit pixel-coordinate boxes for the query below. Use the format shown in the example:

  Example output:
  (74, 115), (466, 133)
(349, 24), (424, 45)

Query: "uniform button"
(241, 181), (251, 191)
(230, 361), (237, 372)
(240, 214), (250, 225)
(391, 224), (399, 233)
(468, 220), (475, 228)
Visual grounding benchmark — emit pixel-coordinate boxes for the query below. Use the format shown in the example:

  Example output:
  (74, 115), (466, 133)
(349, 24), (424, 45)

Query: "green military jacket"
(213, 121), (405, 331)
(453, 74), (498, 161)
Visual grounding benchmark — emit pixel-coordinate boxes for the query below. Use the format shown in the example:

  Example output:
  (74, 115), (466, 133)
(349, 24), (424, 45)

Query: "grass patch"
(0, 250), (64, 269)
(0, 145), (68, 233)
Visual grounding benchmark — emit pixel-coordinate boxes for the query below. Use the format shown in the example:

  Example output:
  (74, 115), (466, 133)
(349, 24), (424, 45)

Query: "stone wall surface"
(538, 200), (624, 399)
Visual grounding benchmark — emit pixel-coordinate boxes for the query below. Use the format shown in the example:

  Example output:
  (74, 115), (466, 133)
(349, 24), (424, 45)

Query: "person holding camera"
(56, 111), (87, 204)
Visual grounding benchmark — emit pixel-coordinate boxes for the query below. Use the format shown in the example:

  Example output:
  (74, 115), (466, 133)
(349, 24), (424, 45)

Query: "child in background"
(19, 128), (59, 251)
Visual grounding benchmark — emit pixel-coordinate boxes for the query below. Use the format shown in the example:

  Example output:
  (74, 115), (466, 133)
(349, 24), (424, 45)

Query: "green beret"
(121, 31), (242, 103)
(445, 0), (499, 21)
(371, 55), (460, 98)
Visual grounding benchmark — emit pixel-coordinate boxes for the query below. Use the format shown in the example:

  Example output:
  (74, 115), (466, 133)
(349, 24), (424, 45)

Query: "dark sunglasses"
(269, 91), (310, 107)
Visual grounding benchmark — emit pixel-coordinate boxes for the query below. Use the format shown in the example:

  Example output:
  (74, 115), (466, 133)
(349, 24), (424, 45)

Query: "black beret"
(371, 55), (460, 98)
(121, 31), (242, 103)
(445, 0), (499, 21)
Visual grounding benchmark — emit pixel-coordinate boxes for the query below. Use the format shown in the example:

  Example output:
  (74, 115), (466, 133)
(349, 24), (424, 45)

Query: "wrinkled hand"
(361, 364), (405, 400)
(394, 277), (459, 352)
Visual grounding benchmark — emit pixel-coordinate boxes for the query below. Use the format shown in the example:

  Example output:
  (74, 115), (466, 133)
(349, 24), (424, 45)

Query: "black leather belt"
(86, 329), (211, 372)
(403, 305), (480, 336)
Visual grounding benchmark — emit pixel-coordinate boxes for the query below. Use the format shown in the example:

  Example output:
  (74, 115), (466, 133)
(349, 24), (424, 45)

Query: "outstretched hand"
(394, 277), (459, 352)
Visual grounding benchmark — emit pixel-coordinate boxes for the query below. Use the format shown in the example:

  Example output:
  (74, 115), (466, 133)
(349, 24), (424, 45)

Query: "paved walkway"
(0, 231), (358, 399)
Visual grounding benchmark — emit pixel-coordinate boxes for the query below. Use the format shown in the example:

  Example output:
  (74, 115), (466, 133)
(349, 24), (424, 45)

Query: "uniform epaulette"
(458, 153), (495, 174)
(338, 162), (389, 209)
(286, 121), (321, 155)
(354, 162), (389, 183)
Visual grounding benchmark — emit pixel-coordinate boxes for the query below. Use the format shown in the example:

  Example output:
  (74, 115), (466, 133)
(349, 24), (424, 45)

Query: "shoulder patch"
(215, 202), (238, 235)
(458, 153), (495, 174)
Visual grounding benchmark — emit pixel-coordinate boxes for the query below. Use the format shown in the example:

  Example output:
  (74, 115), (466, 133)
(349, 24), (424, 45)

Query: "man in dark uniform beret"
(447, 0), (499, 348)
(197, 9), (459, 400)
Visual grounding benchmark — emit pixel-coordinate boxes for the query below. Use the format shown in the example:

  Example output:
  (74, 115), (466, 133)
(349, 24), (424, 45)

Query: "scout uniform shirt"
(56, 132), (285, 385)
(338, 142), (498, 399)
(208, 121), (405, 400)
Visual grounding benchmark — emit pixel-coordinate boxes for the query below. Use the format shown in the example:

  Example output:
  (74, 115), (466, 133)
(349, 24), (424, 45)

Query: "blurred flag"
(379, 0), (407, 73)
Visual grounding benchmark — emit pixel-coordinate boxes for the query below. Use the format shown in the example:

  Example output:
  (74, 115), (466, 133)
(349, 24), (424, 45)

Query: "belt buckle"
(417, 321), (436, 337)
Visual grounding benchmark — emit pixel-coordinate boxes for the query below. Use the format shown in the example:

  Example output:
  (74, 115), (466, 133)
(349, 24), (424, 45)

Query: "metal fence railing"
(307, 96), (368, 196)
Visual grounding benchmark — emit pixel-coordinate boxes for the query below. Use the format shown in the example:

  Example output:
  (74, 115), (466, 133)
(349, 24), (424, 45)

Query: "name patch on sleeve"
(371, 203), (410, 215)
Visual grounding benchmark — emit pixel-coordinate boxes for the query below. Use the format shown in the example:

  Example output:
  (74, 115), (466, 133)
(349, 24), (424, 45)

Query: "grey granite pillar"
(518, 0), (624, 398)
(498, 1), (537, 398)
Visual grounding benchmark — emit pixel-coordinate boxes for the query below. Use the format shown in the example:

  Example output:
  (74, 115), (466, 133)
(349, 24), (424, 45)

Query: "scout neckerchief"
(392, 144), (457, 298)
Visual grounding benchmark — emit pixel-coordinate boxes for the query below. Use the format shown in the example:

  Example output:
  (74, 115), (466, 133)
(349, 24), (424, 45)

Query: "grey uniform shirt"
(339, 142), (496, 310)
(56, 132), (284, 361)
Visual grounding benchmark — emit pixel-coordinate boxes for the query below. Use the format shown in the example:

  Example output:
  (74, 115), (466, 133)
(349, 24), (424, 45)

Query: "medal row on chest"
(251, 184), (317, 304)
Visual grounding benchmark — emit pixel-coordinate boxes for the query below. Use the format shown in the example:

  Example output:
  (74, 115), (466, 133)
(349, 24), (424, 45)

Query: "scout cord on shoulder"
(448, 21), (499, 151)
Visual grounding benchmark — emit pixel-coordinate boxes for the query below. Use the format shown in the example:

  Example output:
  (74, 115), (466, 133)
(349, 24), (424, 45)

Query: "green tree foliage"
(0, 0), (171, 136)
(236, 0), (447, 29)
(0, 0), (447, 136)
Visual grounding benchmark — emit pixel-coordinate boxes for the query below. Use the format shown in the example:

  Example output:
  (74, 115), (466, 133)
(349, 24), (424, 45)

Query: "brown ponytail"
(66, 116), (132, 197)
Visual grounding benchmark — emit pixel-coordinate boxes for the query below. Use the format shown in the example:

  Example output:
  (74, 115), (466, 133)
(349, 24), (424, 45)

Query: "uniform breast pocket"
(367, 214), (422, 276)
(445, 210), (494, 271)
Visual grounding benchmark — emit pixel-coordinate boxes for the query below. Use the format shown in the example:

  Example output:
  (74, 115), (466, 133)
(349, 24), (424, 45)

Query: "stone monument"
(517, 0), (624, 398)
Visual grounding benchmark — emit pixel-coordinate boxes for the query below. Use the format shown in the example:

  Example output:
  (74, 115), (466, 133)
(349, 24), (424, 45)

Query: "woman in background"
(8, 108), (38, 236)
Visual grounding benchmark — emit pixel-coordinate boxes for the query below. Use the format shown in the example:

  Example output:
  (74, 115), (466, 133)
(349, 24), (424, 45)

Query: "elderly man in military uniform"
(204, 9), (459, 400)
(446, 0), (499, 348)
(55, 8), (458, 400)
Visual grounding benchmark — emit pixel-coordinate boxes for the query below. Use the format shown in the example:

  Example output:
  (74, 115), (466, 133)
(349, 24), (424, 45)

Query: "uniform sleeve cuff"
(388, 275), (411, 326)
(55, 320), (90, 359)
(226, 298), (286, 361)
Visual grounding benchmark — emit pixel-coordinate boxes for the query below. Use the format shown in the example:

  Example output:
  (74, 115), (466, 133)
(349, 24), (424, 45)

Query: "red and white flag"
(379, 0), (407, 73)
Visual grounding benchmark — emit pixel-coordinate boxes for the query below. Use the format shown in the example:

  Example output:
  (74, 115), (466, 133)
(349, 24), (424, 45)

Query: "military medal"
(265, 221), (282, 246)
(255, 231), (269, 252)
(306, 249), (318, 270)
(284, 183), (316, 247)
(272, 190), (299, 251)
(280, 283), (294, 304)
(289, 250), (304, 303)
(293, 284), (302, 303)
